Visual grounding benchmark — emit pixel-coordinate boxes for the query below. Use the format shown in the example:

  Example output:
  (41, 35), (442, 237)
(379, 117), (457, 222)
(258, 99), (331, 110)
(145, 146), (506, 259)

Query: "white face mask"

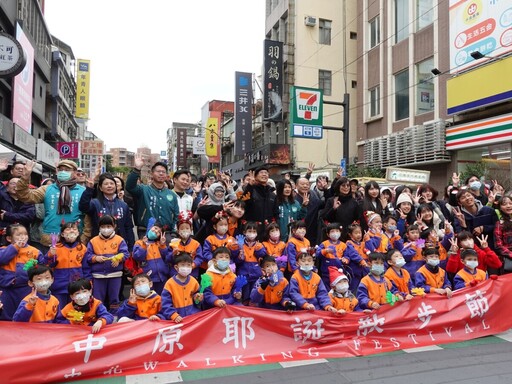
(329, 232), (341, 241)
(295, 229), (306, 238)
(427, 258), (440, 267)
(135, 283), (151, 297)
(300, 265), (314, 272)
(335, 282), (349, 293)
(465, 260), (478, 269)
(100, 228), (114, 237)
(64, 233), (79, 242)
(74, 292), (91, 306)
(179, 231), (191, 239)
(216, 226), (228, 235)
(246, 233), (257, 241)
(178, 266), (192, 277)
(34, 279), (53, 291)
(269, 231), (280, 241)
(395, 257), (406, 268)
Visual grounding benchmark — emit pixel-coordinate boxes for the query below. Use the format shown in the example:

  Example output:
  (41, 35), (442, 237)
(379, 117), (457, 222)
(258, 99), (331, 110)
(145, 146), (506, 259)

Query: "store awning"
(0, 144), (43, 175)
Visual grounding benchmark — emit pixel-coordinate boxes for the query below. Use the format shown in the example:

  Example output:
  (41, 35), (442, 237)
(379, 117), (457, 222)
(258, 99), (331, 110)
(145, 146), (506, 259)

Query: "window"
(395, 0), (409, 43)
(417, 0), (434, 30)
(319, 19), (332, 45)
(369, 16), (380, 49)
(319, 70), (332, 96)
(416, 57), (435, 114)
(369, 86), (380, 118)
(395, 70), (409, 120)
(350, 31), (357, 40)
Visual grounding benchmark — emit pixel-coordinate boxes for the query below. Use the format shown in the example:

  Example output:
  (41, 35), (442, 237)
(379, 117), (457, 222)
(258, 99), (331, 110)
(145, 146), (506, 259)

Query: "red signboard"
(56, 141), (80, 159)
(1, 276), (511, 383)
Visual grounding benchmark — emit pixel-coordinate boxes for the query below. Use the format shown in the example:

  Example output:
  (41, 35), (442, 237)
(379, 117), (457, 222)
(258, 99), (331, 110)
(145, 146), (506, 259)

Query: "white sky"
(44, 0), (265, 154)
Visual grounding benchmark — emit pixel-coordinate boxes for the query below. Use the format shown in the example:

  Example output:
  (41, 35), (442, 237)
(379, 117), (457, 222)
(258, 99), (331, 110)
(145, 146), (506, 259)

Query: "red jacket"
(445, 245), (502, 274)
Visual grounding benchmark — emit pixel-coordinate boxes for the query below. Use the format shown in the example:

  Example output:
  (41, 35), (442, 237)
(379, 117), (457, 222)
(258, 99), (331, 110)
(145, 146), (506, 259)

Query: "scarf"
(57, 178), (78, 215)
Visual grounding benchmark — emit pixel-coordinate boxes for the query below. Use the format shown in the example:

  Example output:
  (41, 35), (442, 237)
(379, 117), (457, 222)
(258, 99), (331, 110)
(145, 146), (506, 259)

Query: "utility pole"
(323, 92), (350, 172)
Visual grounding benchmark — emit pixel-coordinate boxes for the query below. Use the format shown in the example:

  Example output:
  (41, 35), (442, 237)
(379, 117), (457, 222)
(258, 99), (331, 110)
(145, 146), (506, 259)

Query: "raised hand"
(134, 153), (144, 170)
(28, 287), (38, 306)
(307, 162), (315, 174)
(448, 237), (458, 252)
(333, 196), (341, 209)
(247, 170), (255, 186)
(301, 192), (310, 206)
(22, 160), (36, 181)
(477, 234), (489, 249)
(0, 158), (8, 172)
(452, 172), (460, 187)
(128, 289), (137, 304)
(396, 208), (407, 220)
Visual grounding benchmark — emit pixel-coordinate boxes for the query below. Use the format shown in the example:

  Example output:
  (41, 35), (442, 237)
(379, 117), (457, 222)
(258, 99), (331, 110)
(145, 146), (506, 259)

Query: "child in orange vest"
(261, 222), (287, 272)
(328, 266), (358, 314)
(453, 249), (487, 290)
(415, 246), (453, 298)
(384, 249), (413, 300)
(168, 211), (203, 279)
(357, 252), (402, 310)
(117, 273), (162, 322)
(286, 220), (310, 274)
(13, 264), (59, 322)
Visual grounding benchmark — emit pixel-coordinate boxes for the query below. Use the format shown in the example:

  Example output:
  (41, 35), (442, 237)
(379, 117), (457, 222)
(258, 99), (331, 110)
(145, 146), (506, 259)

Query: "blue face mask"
(147, 230), (158, 241)
(371, 264), (385, 275)
(388, 225), (397, 232)
(57, 171), (72, 182)
(217, 260), (230, 271)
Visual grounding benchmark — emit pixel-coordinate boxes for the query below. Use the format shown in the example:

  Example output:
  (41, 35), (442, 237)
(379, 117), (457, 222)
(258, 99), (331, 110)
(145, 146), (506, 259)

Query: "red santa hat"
(328, 266), (348, 286)
(177, 210), (193, 227)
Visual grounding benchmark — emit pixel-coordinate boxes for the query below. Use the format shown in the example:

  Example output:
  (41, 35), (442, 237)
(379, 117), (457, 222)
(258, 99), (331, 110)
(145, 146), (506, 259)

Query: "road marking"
(403, 345), (443, 353)
(126, 371), (183, 384)
(495, 329), (512, 342)
(279, 358), (329, 368)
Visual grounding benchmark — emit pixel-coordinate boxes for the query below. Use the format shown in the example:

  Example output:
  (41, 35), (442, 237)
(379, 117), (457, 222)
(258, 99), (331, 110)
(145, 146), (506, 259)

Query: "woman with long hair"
(275, 179), (306, 242)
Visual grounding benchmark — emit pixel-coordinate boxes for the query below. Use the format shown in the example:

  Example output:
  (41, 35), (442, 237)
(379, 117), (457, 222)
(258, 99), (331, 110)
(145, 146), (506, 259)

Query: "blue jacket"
(0, 244), (43, 288)
(0, 184), (35, 229)
(85, 235), (129, 278)
(79, 187), (135, 250)
(43, 183), (85, 235)
(132, 240), (172, 283)
(126, 169), (179, 231)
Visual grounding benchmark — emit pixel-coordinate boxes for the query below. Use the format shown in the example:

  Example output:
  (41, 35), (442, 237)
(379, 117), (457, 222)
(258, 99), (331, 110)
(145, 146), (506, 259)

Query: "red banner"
(1, 275), (512, 383)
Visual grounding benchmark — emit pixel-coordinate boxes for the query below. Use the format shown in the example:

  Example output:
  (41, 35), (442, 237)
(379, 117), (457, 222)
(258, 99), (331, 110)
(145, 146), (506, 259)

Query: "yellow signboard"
(75, 59), (90, 119)
(205, 117), (219, 157)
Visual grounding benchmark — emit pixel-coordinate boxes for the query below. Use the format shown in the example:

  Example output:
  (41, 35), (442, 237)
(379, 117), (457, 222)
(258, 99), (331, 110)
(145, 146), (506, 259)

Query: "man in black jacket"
(243, 166), (278, 235)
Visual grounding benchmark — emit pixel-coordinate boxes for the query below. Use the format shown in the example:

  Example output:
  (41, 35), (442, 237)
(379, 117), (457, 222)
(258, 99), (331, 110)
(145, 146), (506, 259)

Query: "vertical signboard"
(12, 23), (34, 133)
(75, 59), (91, 119)
(263, 40), (283, 122)
(176, 128), (187, 168)
(235, 72), (253, 156)
(205, 116), (219, 157)
(289, 86), (323, 139)
(449, 1), (512, 73)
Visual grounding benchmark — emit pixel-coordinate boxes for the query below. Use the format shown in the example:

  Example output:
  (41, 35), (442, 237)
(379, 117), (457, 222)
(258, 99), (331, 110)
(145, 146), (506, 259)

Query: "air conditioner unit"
(304, 16), (317, 27)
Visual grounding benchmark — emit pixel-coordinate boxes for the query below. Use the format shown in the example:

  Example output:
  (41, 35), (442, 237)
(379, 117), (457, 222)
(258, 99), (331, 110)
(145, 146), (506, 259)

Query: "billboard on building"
(205, 116), (219, 158)
(12, 23), (34, 133)
(176, 128), (187, 168)
(81, 140), (103, 155)
(449, 0), (512, 73)
(192, 137), (205, 155)
(289, 86), (323, 139)
(263, 40), (283, 122)
(75, 59), (91, 119)
(235, 72), (253, 156)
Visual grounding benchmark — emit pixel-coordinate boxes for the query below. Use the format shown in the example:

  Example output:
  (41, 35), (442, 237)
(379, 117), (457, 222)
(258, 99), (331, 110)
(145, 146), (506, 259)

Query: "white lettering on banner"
(152, 324), (184, 355)
(465, 290), (489, 318)
(63, 368), (82, 379)
(357, 314), (385, 336)
(232, 355), (245, 364)
(290, 318), (325, 343)
(103, 365), (122, 375)
(223, 317), (255, 349)
(143, 361), (158, 370)
(417, 302), (437, 329)
(177, 360), (188, 368)
(308, 347), (319, 357)
(73, 334), (107, 363)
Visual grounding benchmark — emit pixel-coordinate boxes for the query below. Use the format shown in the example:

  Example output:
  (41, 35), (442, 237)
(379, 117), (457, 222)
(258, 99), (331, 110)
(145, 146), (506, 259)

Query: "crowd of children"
(1, 168), (511, 335)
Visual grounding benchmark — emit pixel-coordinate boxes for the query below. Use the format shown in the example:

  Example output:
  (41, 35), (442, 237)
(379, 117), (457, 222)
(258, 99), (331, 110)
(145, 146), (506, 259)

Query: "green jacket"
(126, 169), (179, 231)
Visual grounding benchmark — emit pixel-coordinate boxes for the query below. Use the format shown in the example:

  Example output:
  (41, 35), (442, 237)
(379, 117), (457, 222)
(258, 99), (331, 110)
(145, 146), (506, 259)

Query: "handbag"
(503, 257), (512, 272)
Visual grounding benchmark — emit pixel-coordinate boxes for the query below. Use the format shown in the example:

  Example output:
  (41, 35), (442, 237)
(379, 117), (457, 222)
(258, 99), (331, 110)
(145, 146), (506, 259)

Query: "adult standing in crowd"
(275, 179), (307, 242)
(319, 177), (360, 241)
(16, 159), (86, 251)
(172, 169), (193, 213)
(79, 172), (135, 251)
(295, 177), (321, 245)
(126, 154), (179, 239)
(242, 166), (278, 234)
(0, 176), (35, 232)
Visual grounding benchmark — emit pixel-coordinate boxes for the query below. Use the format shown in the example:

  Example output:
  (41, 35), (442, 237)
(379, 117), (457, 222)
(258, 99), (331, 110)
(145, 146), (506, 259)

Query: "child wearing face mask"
(0, 223), (43, 320)
(453, 249), (488, 290)
(133, 220), (171, 295)
(235, 222), (267, 304)
(285, 220), (310, 274)
(357, 252), (402, 310)
(288, 251), (337, 312)
(161, 252), (203, 321)
(58, 278), (114, 333)
(261, 223), (287, 272)
(203, 214), (239, 268)
(384, 249), (413, 300)
(85, 215), (129, 315)
(13, 264), (59, 322)
(345, 222), (370, 293)
(44, 221), (86, 310)
(250, 255), (294, 311)
(117, 273), (162, 322)
(328, 267), (358, 314)
(203, 247), (241, 309)
(415, 247), (452, 298)
(168, 211), (203, 279)
(364, 212), (403, 253)
(316, 223), (348, 288)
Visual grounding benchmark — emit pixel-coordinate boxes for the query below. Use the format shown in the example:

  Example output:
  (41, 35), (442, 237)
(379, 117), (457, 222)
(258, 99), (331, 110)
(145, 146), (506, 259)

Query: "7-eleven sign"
(290, 86), (323, 139)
